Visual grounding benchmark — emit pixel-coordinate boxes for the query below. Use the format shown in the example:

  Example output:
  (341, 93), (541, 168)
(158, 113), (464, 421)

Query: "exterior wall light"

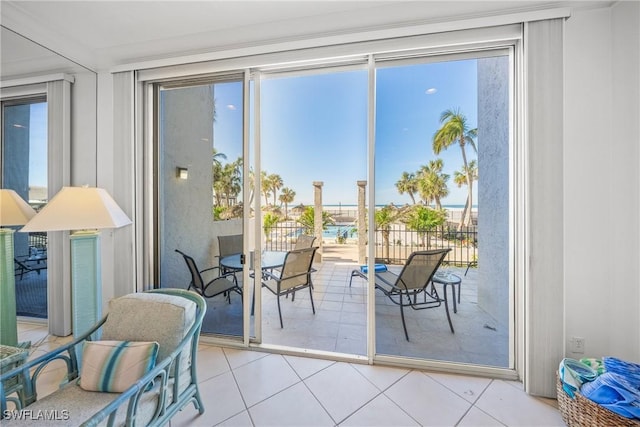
(176, 167), (188, 180)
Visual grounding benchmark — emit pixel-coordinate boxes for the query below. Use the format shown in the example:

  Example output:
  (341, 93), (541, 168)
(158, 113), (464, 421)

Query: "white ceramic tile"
(350, 363), (410, 391)
(233, 354), (301, 407)
(340, 394), (419, 427)
(425, 371), (492, 403)
(384, 371), (471, 426)
(216, 410), (254, 426)
(457, 407), (505, 426)
(223, 347), (269, 369)
(283, 354), (335, 379)
(197, 345), (231, 381)
(170, 405), (215, 427)
(187, 371), (247, 426)
(249, 382), (334, 426)
(474, 380), (564, 426)
(304, 362), (380, 423)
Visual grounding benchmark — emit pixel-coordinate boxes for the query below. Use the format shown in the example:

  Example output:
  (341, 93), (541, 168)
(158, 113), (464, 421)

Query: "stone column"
(357, 180), (367, 265)
(313, 181), (323, 262)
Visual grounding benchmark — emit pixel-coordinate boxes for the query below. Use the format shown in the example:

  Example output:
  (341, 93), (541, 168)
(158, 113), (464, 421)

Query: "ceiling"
(1, 1), (613, 75)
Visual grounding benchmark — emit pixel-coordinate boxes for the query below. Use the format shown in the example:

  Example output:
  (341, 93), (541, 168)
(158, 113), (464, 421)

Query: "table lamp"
(0, 189), (37, 346)
(21, 186), (132, 339)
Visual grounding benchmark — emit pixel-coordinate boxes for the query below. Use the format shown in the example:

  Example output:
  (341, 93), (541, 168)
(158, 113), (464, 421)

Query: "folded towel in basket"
(581, 372), (640, 419)
(604, 357), (640, 387)
(580, 358), (605, 376)
(559, 358), (598, 398)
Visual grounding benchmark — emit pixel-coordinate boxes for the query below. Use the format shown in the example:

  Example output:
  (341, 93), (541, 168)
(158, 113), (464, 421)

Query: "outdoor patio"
(200, 244), (509, 368)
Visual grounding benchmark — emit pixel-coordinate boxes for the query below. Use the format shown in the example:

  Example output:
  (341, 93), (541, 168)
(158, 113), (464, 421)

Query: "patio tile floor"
(200, 247), (509, 368)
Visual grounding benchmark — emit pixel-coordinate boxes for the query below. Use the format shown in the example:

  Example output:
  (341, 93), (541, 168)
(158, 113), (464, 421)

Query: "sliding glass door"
(374, 53), (511, 367)
(148, 41), (515, 373)
(157, 78), (245, 338)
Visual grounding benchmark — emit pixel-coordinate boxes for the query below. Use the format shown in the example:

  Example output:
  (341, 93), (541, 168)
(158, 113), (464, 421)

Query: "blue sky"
(213, 59), (478, 206)
(17, 102), (48, 188)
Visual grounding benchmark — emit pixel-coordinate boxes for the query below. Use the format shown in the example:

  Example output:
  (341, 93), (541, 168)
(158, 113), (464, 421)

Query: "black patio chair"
(364, 249), (454, 341)
(176, 249), (242, 302)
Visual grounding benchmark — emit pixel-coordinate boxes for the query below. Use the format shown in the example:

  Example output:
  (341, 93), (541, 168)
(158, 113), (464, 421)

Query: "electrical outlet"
(571, 337), (585, 354)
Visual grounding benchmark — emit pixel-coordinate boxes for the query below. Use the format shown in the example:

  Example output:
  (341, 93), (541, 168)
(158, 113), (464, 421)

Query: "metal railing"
(374, 223), (477, 267)
(265, 221), (477, 267)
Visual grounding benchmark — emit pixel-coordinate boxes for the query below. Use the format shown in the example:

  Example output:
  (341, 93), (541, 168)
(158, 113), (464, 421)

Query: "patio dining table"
(220, 250), (287, 272)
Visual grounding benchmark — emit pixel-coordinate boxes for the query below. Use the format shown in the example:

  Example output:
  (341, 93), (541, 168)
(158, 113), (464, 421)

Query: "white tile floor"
(16, 322), (563, 427)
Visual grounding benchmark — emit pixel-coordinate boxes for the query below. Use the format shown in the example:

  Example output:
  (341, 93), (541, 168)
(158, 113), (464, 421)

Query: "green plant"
(403, 205), (446, 248)
(213, 206), (225, 221)
(296, 206), (334, 234)
(263, 212), (280, 240)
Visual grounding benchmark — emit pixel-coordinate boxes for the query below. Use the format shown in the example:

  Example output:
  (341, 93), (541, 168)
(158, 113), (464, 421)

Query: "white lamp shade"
(21, 186), (132, 232)
(0, 189), (37, 226)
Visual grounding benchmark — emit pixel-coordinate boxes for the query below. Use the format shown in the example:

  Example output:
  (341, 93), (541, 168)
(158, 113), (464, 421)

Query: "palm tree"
(222, 160), (242, 206)
(453, 160), (478, 228)
(278, 187), (296, 219)
(212, 148), (228, 207)
(432, 108), (477, 228)
(260, 171), (271, 205)
(374, 204), (409, 262)
(267, 174), (283, 206)
(395, 172), (418, 204)
(417, 159), (449, 209)
(212, 148), (227, 168)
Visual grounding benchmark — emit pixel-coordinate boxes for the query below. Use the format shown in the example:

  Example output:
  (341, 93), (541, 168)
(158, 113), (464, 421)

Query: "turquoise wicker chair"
(0, 289), (206, 426)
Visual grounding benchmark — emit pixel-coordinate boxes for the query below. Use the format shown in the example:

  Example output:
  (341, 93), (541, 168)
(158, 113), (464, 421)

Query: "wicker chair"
(0, 289), (206, 426)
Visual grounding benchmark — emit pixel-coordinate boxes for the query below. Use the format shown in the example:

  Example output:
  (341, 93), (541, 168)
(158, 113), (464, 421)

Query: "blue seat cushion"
(360, 264), (387, 273)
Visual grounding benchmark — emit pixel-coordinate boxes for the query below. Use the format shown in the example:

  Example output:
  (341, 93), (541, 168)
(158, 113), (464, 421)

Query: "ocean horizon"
(320, 203), (477, 209)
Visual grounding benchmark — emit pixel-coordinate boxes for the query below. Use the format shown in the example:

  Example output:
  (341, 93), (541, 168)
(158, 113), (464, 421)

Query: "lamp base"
(70, 231), (102, 339)
(0, 229), (18, 346)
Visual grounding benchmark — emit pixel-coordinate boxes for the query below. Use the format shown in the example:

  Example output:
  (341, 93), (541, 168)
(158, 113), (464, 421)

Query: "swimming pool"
(287, 225), (357, 239)
(322, 224), (357, 239)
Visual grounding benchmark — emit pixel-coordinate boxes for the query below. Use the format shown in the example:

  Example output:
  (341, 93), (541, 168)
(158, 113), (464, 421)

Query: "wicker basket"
(556, 374), (640, 426)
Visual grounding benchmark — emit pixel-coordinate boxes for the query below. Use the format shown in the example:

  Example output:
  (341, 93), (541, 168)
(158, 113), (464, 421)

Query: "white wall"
(564, 3), (640, 361)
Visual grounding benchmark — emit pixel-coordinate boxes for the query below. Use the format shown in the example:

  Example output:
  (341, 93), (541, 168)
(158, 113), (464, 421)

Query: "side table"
(0, 344), (29, 409)
(433, 272), (462, 313)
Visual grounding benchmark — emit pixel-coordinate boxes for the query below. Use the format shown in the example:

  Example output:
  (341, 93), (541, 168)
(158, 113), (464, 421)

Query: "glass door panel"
(374, 54), (512, 367)
(158, 80), (245, 337)
(2, 98), (48, 319)
(258, 68), (368, 354)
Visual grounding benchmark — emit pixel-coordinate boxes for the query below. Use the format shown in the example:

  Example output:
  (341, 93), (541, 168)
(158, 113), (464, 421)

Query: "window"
(1, 96), (48, 319)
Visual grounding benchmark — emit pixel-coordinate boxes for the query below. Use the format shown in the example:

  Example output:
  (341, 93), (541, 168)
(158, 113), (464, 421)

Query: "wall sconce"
(176, 167), (188, 180)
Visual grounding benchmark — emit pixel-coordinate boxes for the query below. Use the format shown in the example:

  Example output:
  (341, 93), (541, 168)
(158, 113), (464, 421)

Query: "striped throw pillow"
(80, 340), (159, 393)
